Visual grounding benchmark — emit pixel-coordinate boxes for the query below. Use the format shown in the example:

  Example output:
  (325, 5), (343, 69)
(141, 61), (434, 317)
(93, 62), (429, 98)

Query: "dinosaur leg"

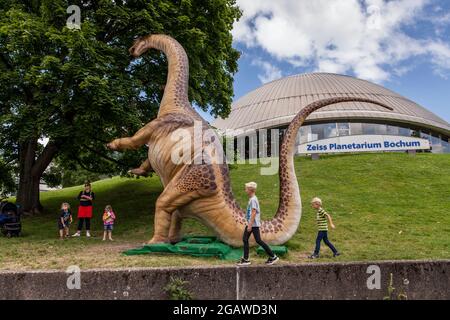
(168, 210), (183, 244)
(149, 189), (190, 244)
(149, 164), (219, 243)
(107, 121), (156, 151)
(129, 159), (153, 177)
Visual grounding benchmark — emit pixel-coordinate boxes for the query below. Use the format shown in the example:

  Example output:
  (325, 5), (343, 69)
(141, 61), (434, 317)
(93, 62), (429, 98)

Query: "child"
(102, 205), (116, 241)
(58, 203), (72, 240)
(237, 182), (279, 266)
(72, 182), (95, 237)
(308, 197), (340, 259)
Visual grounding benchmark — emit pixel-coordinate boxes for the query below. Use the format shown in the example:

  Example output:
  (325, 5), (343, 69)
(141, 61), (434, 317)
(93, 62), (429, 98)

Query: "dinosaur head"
(129, 36), (151, 57)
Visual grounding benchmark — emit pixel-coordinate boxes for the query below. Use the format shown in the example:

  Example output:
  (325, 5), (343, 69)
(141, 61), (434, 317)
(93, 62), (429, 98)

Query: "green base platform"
(123, 236), (288, 261)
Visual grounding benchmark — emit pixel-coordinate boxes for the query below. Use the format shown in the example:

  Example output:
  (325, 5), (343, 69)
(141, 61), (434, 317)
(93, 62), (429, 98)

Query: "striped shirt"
(316, 208), (328, 231)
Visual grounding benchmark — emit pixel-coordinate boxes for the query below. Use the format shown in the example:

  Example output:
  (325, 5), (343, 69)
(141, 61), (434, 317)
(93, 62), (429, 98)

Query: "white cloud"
(431, 11), (450, 36)
(233, 0), (450, 83)
(251, 59), (283, 84)
(427, 41), (450, 77)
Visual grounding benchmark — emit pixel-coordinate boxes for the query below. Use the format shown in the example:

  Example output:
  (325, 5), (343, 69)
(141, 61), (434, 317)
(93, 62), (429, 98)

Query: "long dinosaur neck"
(144, 35), (190, 116)
(263, 97), (392, 245)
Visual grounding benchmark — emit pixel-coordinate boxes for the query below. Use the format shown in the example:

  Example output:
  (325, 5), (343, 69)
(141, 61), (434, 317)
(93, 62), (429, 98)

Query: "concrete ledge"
(0, 260), (448, 300)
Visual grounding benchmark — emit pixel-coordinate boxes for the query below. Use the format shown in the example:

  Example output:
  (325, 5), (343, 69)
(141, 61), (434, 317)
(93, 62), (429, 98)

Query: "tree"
(43, 160), (111, 188)
(0, 0), (241, 214)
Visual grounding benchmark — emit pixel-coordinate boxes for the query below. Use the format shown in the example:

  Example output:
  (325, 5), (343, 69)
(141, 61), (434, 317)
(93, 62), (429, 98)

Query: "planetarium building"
(213, 73), (450, 155)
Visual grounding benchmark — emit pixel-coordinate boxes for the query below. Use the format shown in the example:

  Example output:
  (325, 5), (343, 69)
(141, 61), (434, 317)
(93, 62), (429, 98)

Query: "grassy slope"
(1, 153), (449, 270)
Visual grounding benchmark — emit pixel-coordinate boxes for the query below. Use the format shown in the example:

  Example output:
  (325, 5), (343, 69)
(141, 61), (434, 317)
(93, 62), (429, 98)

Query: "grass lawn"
(1, 153), (449, 270)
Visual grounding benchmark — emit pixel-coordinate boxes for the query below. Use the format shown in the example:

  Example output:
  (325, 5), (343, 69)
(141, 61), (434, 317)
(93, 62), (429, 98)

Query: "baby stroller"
(0, 201), (21, 237)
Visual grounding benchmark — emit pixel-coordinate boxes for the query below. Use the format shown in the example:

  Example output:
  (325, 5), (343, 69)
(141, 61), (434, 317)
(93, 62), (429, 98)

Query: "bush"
(164, 277), (193, 300)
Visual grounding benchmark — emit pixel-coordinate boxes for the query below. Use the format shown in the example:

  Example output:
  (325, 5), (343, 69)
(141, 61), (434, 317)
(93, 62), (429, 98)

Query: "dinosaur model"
(107, 34), (393, 247)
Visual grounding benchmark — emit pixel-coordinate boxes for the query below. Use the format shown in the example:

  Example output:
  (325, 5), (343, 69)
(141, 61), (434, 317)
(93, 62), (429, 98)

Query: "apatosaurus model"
(107, 34), (392, 246)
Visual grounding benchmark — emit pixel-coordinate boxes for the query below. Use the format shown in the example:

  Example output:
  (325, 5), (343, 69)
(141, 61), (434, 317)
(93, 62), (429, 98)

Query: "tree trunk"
(16, 139), (59, 215)
(17, 173), (42, 215)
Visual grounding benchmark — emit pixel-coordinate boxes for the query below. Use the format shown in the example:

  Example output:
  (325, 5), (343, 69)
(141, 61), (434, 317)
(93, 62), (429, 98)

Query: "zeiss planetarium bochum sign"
(298, 135), (430, 155)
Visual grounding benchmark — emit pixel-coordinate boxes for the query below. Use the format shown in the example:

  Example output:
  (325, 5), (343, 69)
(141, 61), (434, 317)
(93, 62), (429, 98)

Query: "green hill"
(1, 153), (449, 270)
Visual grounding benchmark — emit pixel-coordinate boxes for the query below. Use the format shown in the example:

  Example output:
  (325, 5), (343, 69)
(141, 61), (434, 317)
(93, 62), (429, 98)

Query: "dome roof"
(213, 73), (450, 136)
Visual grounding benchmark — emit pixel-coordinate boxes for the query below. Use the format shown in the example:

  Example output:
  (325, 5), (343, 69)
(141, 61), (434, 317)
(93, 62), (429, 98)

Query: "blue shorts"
(104, 224), (113, 231)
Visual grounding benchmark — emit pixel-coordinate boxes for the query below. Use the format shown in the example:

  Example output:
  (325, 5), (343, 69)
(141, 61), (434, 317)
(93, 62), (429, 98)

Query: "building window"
(310, 124), (322, 140)
(442, 137), (450, 153)
(420, 131), (431, 141)
(338, 123), (350, 136)
(362, 123), (377, 135)
(350, 123), (363, 135)
(324, 123), (338, 138)
(398, 127), (411, 136)
(311, 123), (337, 140)
(386, 125), (400, 135)
(376, 124), (387, 134)
(431, 134), (442, 147)
(298, 125), (311, 144)
(411, 129), (421, 138)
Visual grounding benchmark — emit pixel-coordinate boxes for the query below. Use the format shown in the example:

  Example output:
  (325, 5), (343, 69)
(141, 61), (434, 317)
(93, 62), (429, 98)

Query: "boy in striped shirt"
(308, 197), (340, 259)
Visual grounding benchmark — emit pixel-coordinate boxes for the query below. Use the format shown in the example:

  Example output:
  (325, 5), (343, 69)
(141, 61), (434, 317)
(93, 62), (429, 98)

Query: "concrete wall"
(0, 260), (448, 300)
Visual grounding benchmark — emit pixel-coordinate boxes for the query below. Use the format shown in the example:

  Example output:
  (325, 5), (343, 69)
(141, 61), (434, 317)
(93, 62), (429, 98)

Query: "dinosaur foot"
(148, 235), (169, 244)
(169, 236), (183, 244)
(129, 168), (149, 177)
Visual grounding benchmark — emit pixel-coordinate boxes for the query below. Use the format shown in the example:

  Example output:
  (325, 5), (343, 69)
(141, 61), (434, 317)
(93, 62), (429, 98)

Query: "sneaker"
(308, 254), (319, 259)
(266, 256), (279, 265)
(86, 232), (91, 238)
(72, 232), (81, 237)
(237, 258), (251, 266)
(333, 252), (341, 257)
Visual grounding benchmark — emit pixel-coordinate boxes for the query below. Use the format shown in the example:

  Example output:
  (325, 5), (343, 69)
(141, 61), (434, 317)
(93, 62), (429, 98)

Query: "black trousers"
(314, 231), (338, 255)
(77, 218), (91, 231)
(243, 227), (274, 260)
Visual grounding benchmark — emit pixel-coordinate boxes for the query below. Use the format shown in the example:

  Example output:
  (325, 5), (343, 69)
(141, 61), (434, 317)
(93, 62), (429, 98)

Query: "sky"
(198, 0), (450, 124)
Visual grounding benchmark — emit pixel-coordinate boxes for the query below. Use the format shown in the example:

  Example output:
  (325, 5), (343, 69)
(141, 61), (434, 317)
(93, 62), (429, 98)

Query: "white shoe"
(86, 232), (91, 237)
(72, 232), (81, 237)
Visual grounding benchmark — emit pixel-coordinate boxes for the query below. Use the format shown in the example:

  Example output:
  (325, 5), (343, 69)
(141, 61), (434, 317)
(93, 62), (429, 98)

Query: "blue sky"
(199, 0), (450, 124)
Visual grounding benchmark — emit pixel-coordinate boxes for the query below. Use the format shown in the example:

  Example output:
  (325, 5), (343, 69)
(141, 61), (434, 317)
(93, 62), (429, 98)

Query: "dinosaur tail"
(262, 97), (393, 245)
(129, 34), (190, 116)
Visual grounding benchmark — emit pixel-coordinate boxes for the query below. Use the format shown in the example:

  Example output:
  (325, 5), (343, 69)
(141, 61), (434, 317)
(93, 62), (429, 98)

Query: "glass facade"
(338, 123), (350, 136)
(310, 123), (338, 140)
(295, 122), (450, 154)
